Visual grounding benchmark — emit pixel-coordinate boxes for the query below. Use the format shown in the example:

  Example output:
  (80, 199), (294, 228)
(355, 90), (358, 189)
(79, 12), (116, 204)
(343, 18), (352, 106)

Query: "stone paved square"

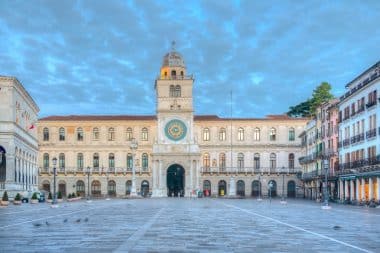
(0, 198), (379, 253)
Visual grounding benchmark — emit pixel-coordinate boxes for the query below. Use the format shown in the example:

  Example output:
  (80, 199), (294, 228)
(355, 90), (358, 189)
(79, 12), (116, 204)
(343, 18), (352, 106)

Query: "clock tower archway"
(151, 43), (200, 197)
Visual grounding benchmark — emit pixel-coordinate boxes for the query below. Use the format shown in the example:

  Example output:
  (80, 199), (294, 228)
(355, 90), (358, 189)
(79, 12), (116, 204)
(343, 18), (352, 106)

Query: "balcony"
(338, 155), (380, 172)
(357, 106), (365, 114)
(200, 167), (301, 174)
(343, 138), (350, 147)
(366, 128), (377, 139)
(350, 133), (365, 144)
(39, 167), (151, 175)
(366, 100), (377, 109)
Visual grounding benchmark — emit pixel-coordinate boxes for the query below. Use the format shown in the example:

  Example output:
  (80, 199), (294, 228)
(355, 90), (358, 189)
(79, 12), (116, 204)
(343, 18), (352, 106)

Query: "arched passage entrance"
(218, 180), (227, 196)
(0, 146), (6, 183)
(167, 164), (185, 197)
(287, 180), (296, 198)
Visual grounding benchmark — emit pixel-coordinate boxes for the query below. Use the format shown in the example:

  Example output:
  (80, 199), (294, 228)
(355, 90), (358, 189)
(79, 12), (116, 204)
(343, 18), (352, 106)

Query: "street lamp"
(86, 166), (91, 200)
(52, 157), (57, 205)
(322, 159), (331, 209)
(268, 181), (273, 203)
(130, 138), (138, 196)
(281, 166), (287, 204)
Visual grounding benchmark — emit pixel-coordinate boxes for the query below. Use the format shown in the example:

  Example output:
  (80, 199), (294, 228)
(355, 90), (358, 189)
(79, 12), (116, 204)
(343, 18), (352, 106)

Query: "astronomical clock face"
(165, 119), (187, 141)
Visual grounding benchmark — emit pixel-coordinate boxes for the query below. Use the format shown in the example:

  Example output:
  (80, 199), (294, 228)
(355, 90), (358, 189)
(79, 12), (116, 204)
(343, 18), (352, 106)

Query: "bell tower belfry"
(155, 41), (195, 143)
(152, 42), (200, 197)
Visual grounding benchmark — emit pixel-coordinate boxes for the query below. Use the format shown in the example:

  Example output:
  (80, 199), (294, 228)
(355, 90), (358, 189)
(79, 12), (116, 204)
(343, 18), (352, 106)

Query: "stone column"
(369, 177), (373, 200)
(159, 160), (163, 196)
(361, 178), (365, 201)
(196, 160), (200, 190)
(350, 180), (354, 201)
(355, 178), (360, 201)
(189, 159), (193, 195)
(152, 160), (159, 197)
(339, 179), (343, 201)
(344, 180), (349, 201)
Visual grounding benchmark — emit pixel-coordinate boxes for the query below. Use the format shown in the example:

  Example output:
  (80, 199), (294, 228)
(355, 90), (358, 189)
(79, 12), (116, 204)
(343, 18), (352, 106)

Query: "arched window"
(270, 153), (276, 170)
(203, 128), (210, 141)
(93, 127), (99, 140)
(289, 127), (295, 141)
(43, 153), (49, 171)
(175, 85), (181, 97)
(171, 70), (176, 78)
(219, 128), (226, 141)
(180, 71), (184, 77)
(77, 127), (83, 141)
(127, 153), (133, 171)
(254, 153), (260, 170)
(109, 153), (115, 169)
(59, 153), (65, 170)
(43, 128), (49, 141)
(270, 127), (276, 141)
(254, 128), (260, 141)
(126, 127), (133, 141)
(288, 153), (295, 170)
(93, 153), (99, 170)
(238, 153), (244, 170)
(59, 127), (65, 141)
(108, 127), (115, 141)
(203, 153), (210, 169)
(169, 85), (175, 97)
(238, 127), (244, 141)
(219, 153), (226, 171)
(141, 127), (148, 141)
(77, 153), (83, 171)
(142, 153), (148, 171)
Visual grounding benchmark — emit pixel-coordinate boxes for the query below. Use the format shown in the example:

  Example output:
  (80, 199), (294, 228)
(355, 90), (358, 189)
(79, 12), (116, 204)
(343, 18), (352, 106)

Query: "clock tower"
(152, 42), (200, 197)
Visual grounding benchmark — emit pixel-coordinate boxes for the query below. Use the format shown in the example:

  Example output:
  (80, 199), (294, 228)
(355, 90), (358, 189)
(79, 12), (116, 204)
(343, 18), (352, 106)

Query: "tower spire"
(171, 40), (176, 51)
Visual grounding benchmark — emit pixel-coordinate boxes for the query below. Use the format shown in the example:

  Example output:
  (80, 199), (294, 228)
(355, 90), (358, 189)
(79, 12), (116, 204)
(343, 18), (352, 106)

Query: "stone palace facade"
(37, 47), (308, 198)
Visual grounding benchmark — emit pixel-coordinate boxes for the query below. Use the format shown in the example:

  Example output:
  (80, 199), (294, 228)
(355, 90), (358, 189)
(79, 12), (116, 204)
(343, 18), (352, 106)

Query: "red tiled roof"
(39, 114), (307, 122)
(39, 115), (157, 121)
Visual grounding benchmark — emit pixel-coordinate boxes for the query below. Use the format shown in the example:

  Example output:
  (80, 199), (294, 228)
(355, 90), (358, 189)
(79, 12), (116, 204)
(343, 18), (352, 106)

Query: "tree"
(310, 82), (334, 114)
(287, 82), (334, 117)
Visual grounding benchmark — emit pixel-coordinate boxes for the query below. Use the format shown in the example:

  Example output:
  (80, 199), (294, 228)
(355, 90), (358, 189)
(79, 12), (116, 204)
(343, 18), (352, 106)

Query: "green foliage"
(57, 191), (62, 199)
(14, 193), (21, 201)
(31, 192), (38, 200)
(48, 192), (52, 200)
(68, 193), (72, 199)
(71, 192), (76, 198)
(310, 82), (334, 114)
(2, 191), (8, 201)
(287, 82), (334, 117)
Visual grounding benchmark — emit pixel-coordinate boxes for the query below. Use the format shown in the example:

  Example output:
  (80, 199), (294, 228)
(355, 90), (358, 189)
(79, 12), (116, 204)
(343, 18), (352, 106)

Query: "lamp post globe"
(52, 157), (57, 205)
(130, 138), (138, 197)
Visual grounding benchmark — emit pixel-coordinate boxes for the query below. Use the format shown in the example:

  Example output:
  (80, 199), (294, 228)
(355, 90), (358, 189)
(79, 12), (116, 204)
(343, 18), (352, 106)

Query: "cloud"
(0, 0), (379, 118)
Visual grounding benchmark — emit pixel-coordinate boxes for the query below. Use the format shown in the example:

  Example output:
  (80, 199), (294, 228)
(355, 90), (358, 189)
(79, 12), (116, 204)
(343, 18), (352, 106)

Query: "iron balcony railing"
(350, 133), (365, 144)
(39, 167), (151, 174)
(339, 155), (380, 171)
(200, 167), (301, 174)
(366, 128), (377, 139)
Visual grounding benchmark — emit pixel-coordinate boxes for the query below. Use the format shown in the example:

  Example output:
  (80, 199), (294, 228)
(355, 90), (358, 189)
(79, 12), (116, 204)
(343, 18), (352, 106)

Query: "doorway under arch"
(287, 180), (296, 198)
(203, 180), (211, 197)
(167, 164), (185, 197)
(218, 180), (227, 196)
(141, 180), (149, 197)
(0, 146), (6, 183)
(237, 180), (245, 197)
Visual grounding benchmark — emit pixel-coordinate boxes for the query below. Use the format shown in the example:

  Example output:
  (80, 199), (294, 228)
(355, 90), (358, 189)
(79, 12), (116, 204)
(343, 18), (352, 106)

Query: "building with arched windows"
(0, 76), (40, 197)
(37, 46), (308, 198)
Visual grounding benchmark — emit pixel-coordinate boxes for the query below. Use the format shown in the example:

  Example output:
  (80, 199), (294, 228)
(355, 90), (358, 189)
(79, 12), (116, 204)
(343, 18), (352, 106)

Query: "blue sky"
(1, 0), (379, 118)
